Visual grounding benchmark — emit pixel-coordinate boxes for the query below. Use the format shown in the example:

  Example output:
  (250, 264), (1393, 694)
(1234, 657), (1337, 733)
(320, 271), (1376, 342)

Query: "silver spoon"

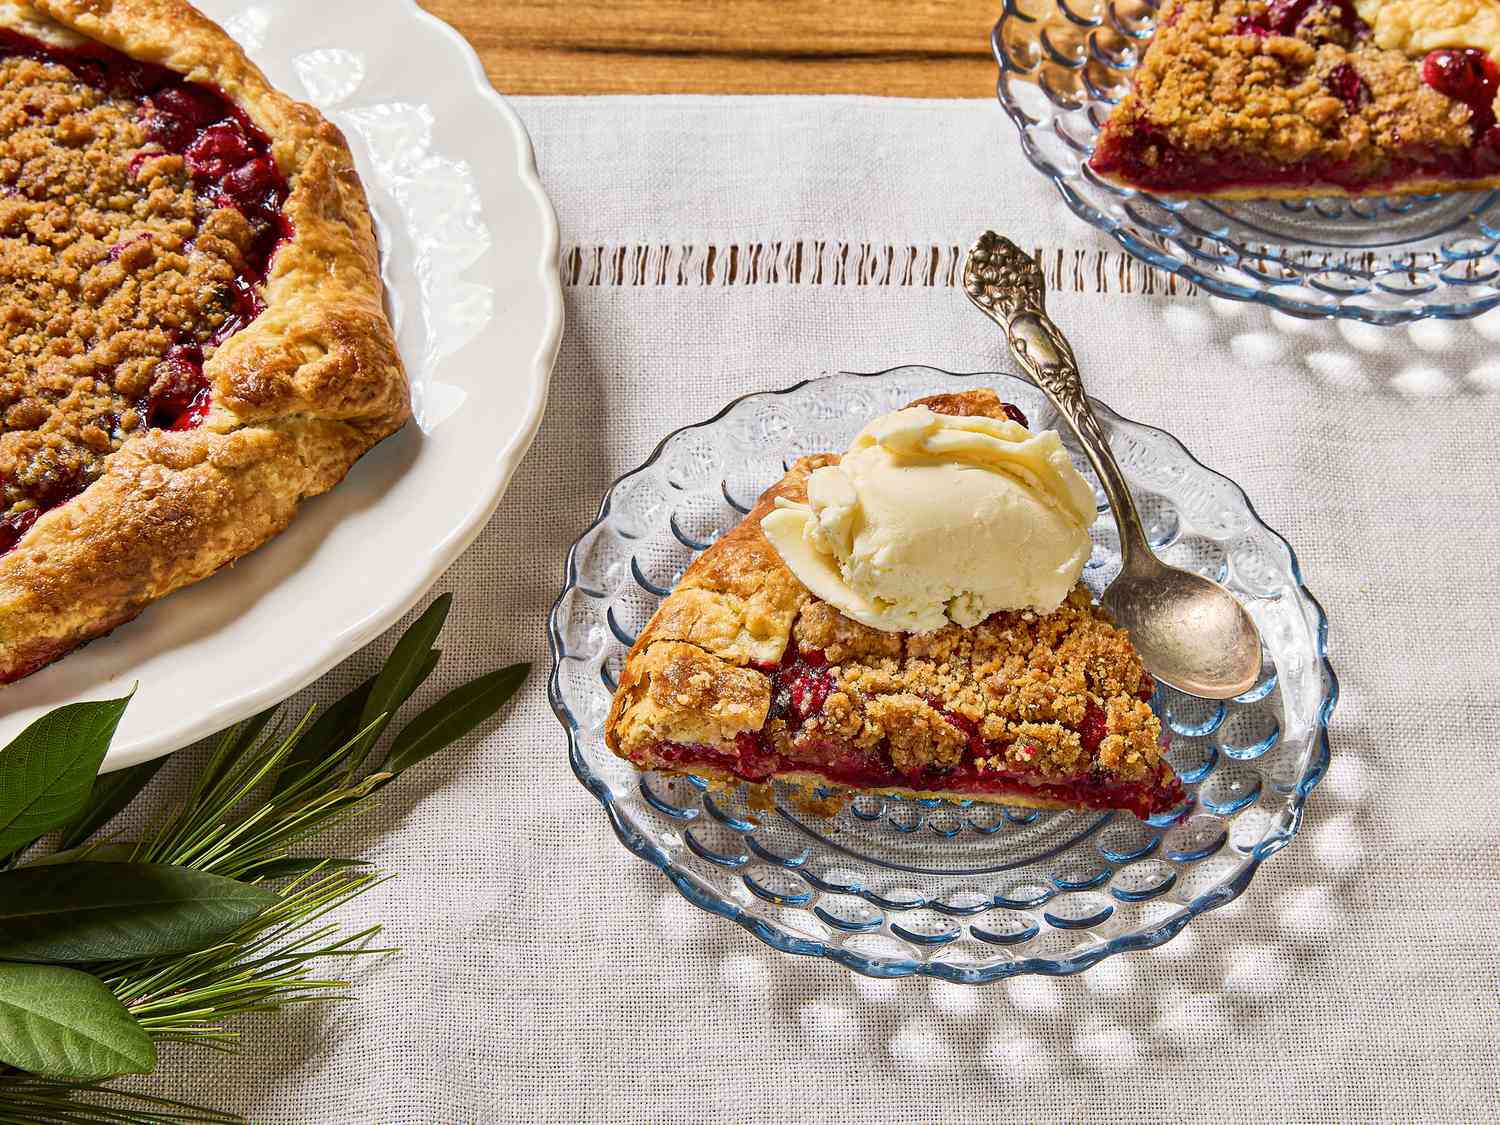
(963, 231), (1262, 700)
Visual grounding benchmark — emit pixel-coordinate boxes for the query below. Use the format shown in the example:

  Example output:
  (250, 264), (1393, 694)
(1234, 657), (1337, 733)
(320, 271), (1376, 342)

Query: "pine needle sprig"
(0, 595), (530, 1125)
(0, 1081), (241, 1125)
(113, 869), (395, 1048)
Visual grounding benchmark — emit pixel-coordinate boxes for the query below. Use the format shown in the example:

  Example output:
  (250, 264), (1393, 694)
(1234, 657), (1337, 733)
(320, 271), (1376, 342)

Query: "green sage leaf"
(272, 674), (378, 795)
(58, 758), (164, 851)
(385, 664), (530, 774)
(224, 705), (279, 758)
(273, 645), (438, 795)
(0, 963), (155, 1079)
(407, 647), (442, 702)
(357, 594), (453, 745)
(0, 863), (277, 963)
(23, 842), (137, 868)
(0, 695), (132, 858)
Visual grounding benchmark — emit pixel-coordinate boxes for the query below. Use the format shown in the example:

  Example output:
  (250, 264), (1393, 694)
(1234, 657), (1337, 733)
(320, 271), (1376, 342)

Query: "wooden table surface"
(416, 0), (1002, 96)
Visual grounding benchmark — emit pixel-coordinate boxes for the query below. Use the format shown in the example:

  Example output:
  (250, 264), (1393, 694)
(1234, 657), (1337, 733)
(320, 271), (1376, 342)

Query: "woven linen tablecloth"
(130, 96), (1498, 1123)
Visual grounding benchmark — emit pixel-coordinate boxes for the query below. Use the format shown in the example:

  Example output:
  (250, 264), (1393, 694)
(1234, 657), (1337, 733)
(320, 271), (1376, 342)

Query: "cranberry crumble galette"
(604, 390), (1184, 820)
(0, 0), (408, 682)
(1091, 0), (1500, 198)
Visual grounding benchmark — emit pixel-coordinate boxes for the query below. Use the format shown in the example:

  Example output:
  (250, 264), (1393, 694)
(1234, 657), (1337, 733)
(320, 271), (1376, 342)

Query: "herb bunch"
(0, 595), (526, 1124)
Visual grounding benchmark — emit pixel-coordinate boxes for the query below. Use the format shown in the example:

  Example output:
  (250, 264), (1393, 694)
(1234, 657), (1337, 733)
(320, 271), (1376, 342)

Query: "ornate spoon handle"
(963, 232), (1149, 569)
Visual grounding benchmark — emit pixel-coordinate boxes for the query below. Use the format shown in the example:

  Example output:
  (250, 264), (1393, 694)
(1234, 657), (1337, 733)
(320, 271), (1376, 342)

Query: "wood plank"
(416, 0), (1002, 96)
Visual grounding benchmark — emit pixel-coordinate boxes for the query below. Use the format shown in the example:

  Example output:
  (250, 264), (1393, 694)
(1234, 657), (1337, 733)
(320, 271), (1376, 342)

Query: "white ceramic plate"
(0, 0), (562, 771)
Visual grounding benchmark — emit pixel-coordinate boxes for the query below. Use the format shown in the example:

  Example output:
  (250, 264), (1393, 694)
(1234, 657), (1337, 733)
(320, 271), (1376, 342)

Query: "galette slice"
(604, 389), (1184, 820)
(1091, 0), (1500, 198)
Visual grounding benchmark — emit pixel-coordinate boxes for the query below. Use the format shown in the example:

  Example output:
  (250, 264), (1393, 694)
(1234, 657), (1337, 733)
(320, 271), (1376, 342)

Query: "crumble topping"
(612, 586), (1165, 787)
(1106, 0), (1471, 169)
(771, 586), (1163, 783)
(622, 640), (771, 750)
(0, 54), (257, 518)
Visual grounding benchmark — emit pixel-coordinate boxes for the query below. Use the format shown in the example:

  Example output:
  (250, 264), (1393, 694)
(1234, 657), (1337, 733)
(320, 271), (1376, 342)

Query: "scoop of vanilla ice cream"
(760, 403), (1096, 634)
(1354, 0), (1500, 60)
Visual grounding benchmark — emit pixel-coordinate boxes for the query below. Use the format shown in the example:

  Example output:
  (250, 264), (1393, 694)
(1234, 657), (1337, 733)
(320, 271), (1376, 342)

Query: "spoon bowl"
(963, 231), (1264, 701)
(1101, 559), (1262, 698)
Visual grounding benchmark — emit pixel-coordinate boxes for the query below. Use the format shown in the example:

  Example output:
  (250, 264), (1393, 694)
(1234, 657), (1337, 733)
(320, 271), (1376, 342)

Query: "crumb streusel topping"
(767, 588), (1163, 784)
(1127, 0), (1468, 163)
(0, 54), (258, 518)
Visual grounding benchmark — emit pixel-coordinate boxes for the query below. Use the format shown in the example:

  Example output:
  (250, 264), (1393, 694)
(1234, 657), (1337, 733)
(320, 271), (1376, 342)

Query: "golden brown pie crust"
(605, 389), (1175, 811)
(0, 0), (408, 682)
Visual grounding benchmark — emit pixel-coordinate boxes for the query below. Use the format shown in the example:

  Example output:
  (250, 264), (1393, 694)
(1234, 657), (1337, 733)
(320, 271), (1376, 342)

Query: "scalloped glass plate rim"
(989, 3), (1500, 324)
(549, 367), (1338, 984)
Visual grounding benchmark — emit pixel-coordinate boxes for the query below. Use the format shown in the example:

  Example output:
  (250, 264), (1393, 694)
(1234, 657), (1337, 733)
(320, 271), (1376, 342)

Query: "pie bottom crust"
(649, 763), (1102, 815)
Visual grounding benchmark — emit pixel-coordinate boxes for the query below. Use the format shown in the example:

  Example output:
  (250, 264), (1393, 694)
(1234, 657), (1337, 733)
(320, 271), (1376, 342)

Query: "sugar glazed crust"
(0, 0), (408, 682)
(604, 389), (1173, 809)
(1090, 0), (1500, 197)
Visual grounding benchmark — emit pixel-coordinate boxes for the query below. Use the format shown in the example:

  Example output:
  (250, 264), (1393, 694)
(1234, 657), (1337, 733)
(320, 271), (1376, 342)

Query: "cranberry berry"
(150, 84), (228, 127)
(1423, 48), (1500, 135)
(1234, 0), (1359, 38)
(1264, 0), (1316, 33)
(1326, 62), (1366, 114)
(184, 120), (257, 180)
(144, 345), (210, 430)
(222, 157), (282, 207)
(1078, 704), (1109, 755)
(141, 107), (194, 151)
(0, 509), (39, 556)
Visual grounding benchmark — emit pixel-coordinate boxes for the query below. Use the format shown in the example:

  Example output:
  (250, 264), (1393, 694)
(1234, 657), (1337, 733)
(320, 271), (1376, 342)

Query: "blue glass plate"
(549, 368), (1337, 982)
(993, 0), (1500, 324)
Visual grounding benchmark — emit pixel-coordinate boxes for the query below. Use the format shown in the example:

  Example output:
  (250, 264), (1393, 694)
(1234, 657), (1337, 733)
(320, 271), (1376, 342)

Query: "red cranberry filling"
(1233, 0), (1359, 38)
(185, 121), (256, 180)
(780, 650), (834, 725)
(650, 737), (1181, 820)
(0, 30), (292, 557)
(1423, 48), (1500, 136)
(646, 640), (1183, 820)
(1092, 106), (1500, 194)
(0, 510), (39, 555)
(144, 345), (211, 431)
(150, 84), (227, 126)
(135, 93), (289, 281)
(1264, 0), (1317, 33)
(1326, 62), (1367, 113)
(1077, 704), (1109, 755)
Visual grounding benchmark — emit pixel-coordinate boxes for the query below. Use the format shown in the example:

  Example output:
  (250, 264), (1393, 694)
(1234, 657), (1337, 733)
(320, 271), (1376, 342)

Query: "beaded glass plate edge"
(991, 0), (1500, 324)
(548, 368), (1337, 983)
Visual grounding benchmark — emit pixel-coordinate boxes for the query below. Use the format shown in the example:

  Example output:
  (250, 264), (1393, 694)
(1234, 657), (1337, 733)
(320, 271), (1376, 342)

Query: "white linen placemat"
(127, 96), (1498, 1123)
